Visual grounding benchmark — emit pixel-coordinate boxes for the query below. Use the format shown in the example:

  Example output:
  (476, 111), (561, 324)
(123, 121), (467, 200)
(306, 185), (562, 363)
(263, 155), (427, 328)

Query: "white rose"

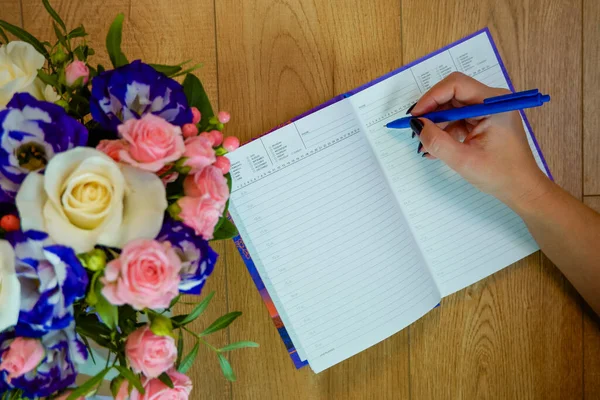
(16, 147), (168, 253)
(0, 240), (20, 331)
(0, 41), (59, 108)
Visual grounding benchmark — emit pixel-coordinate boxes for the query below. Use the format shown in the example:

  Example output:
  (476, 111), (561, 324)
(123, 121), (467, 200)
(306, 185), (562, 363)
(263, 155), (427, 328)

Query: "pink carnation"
(117, 114), (185, 172)
(125, 325), (177, 378)
(101, 239), (182, 310)
(183, 165), (229, 204)
(178, 196), (223, 240)
(130, 369), (192, 400)
(183, 136), (216, 173)
(0, 337), (44, 383)
(97, 139), (128, 162)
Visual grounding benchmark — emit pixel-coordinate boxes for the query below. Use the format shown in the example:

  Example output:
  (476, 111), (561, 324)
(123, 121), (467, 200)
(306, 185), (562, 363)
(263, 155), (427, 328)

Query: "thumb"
(415, 118), (468, 171)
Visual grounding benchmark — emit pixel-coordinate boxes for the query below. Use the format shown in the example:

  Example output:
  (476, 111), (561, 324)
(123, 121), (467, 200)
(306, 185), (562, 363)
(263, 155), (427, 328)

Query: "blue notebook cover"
(230, 27), (552, 370)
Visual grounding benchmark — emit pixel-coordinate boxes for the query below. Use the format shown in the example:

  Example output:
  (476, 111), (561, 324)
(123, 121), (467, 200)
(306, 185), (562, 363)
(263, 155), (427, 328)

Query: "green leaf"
(217, 353), (236, 382)
(0, 20), (49, 58)
(176, 330), (184, 368)
(106, 13), (128, 68)
(0, 27), (8, 44)
(174, 291), (215, 326)
(158, 372), (174, 388)
(149, 63), (182, 77)
(66, 25), (87, 39)
(211, 218), (238, 241)
(200, 311), (242, 337)
(67, 368), (111, 400)
(219, 341), (259, 352)
(37, 70), (58, 86)
(169, 293), (182, 309)
(177, 340), (199, 374)
(182, 73), (214, 132)
(114, 366), (145, 395)
(79, 334), (96, 365)
(95, 286), (119, 330)
(43, 0), (66, 32)
(171, 63), (203, 78)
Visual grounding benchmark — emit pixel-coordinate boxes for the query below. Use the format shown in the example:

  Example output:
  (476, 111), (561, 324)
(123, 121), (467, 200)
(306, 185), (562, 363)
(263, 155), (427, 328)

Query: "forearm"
(509, 178), (600, 314)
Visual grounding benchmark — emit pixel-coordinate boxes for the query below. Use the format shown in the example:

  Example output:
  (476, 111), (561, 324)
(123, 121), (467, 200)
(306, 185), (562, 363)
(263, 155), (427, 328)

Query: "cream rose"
(16, 148), (167, 253)
(0, 41), (60, 108)
(0, 240), (20, 332)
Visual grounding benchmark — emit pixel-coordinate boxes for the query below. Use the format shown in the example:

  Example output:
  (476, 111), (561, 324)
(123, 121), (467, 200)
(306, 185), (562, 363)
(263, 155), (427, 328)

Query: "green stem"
(183, 327), (219, 352)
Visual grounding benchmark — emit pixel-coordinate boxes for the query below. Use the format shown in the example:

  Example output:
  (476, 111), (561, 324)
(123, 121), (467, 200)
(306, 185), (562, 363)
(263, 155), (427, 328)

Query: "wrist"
(503, 171), (556, 217)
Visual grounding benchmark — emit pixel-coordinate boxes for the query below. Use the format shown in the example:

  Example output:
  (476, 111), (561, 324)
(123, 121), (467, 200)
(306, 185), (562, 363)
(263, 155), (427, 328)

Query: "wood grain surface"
(1, 0), (598, 398)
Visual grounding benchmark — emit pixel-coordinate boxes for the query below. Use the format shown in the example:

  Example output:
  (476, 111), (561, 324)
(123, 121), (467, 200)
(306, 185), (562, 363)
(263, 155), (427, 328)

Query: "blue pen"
(385, 89), (550, 129)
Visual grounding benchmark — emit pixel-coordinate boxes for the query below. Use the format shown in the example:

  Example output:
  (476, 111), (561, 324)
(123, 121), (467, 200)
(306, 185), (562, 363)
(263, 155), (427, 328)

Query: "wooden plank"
(215, 0), (408, 398)
(583, 196), (600, 399)
(583, 0), (600, 195)
(0, 0), (21, 28)
(401, 0), (584, 398)
(21, 1), (229, 398)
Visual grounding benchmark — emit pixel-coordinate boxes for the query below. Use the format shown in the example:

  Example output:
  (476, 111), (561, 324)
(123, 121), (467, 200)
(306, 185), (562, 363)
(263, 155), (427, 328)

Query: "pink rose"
(183, 165), (229, 204)
(130, 370), (192, 400)
(0, 337), (44, 382)
(65, 60), (90, 87)
(183, 136), (216, 173)
(117, 114), (185, 172)
(222, 136), (240, 152)
(125, 325), (177, 378)
(97, 139), (128, 162)
(101, 239), (182, 310)
(213, 156), (231, 174)
(178, 196), (223, 240)
(55, 390), (84, 400)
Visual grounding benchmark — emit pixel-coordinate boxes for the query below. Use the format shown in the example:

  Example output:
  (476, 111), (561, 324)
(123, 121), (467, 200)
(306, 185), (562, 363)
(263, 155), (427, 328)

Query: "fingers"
(411, 72), (510, 115)
(415, 118), (469, 171)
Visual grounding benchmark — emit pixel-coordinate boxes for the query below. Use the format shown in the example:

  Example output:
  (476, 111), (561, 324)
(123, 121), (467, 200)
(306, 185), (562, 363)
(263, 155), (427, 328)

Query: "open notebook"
(226, 28), (551, 373)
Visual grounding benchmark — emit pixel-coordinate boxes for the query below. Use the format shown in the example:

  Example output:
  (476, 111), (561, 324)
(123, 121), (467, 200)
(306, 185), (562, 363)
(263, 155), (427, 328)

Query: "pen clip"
(483, 89), (540, 104)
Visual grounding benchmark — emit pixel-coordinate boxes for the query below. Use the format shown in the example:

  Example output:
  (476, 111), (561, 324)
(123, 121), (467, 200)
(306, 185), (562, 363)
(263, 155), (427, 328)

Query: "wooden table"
(2, 0), (598, 398)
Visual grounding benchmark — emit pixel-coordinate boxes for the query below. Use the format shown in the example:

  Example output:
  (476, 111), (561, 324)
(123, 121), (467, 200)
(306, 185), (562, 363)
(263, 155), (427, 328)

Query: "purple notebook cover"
(230, 27), (552, 370)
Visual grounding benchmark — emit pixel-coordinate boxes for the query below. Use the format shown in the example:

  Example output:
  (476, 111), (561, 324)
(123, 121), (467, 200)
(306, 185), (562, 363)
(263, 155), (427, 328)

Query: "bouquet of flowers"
(0, 2), (256, 399)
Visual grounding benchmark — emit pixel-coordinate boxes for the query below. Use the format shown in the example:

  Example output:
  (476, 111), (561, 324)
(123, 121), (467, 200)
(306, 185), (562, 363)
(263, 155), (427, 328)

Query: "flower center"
(61, 173), (114, 230)
(16, 143), (47, 171)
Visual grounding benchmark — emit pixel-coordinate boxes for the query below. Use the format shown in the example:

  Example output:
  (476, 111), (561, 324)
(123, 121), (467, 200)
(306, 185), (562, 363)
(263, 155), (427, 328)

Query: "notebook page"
(349, 32), (542, 296)
(227, 99), (441, 372)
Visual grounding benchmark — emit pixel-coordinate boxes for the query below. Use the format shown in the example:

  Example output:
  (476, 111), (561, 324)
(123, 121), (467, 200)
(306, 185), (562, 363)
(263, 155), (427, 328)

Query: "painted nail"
(409, 118), (423, 136)
(422, 152), (429, 158)
(417, 142), (423, 154)
(405, 102), (417, 115)
(411, 131), (415, 139)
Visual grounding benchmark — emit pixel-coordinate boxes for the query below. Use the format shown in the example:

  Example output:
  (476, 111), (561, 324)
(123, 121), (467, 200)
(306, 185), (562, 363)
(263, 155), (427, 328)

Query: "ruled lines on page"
(227, 99), (441, 372)
(350, 32), (540, 296)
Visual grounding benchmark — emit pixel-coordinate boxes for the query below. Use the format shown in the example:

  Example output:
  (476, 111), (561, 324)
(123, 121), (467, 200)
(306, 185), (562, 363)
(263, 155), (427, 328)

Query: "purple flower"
(0, 93), (88, 202)
(90, 60), (193, 131)
(5, 230), (88, 337)
(157, 216), (217, 295)
(0, 324), (88, 398)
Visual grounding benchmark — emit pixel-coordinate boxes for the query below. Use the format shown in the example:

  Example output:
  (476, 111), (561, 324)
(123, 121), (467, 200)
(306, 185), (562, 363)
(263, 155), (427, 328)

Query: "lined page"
(227, 99), (440, 372)
(350, 32), (542, 296)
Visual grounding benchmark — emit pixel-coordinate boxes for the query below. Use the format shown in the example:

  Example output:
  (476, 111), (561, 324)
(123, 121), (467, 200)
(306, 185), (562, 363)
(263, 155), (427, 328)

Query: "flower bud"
(150, 314), (174, 337)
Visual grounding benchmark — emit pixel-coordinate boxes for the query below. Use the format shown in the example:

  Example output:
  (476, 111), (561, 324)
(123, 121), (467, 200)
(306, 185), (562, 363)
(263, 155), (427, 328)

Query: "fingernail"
(411, 131), (415, 139)
(417, 142), (423, 154)
(405, 102), (417, 115)
(409, 118), (423, 136)
(422, 152), (429, 158)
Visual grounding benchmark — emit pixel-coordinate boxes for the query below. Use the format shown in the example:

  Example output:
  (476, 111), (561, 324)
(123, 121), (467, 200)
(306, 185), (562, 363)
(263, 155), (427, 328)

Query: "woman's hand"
(410, 72), (551, 212)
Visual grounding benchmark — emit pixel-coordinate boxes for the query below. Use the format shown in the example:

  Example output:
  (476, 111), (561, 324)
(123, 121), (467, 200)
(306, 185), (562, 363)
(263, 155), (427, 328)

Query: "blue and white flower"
(0, 324), (88, 398)
(5, 230), (88, 337)
(157, 216), (217, 295)
(90, 60), (193, 131)
(0, 93), (88, 202)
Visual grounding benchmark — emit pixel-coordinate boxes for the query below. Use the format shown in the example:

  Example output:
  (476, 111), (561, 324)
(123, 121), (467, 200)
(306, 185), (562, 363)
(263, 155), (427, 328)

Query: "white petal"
(0, 240), (20, 331)
(43, 201), (103, 253)
(16, 172), (46, 232)
(6, 41), (45, 75)
(111, 166), (167, 246)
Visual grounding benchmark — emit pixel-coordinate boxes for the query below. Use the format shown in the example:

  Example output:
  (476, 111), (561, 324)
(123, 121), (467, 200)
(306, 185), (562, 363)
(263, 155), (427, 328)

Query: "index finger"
(411, 72), (510, 115)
